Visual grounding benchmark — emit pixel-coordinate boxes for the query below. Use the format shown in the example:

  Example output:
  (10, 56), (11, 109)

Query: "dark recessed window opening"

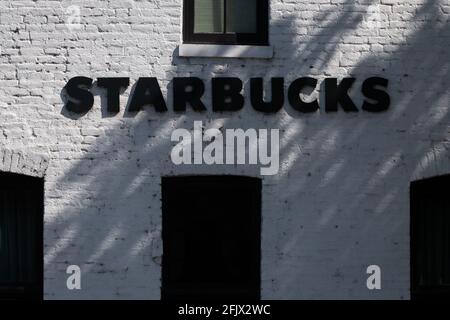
(0, 172), (43, 300)
(183, 0), (269, 46)
(411, 174), (450, 299)
(162, 175), (261, 300)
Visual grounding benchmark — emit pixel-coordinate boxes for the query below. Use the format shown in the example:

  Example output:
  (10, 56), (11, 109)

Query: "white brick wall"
(0, 0), (449, 299)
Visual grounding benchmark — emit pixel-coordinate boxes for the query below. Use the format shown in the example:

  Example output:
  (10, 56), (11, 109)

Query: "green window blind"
(194, 0), (257, 34)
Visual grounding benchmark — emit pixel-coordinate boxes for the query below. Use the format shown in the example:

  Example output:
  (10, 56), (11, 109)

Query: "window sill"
(178, 44), (273, 59)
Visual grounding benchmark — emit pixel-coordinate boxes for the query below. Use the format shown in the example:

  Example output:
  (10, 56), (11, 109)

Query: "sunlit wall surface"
(0, 0), (449, 300)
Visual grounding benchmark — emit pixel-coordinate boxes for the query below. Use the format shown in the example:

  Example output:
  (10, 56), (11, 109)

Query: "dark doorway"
(161, 175), (261, 300)
(0, 172), (44, 300)
(411, 174), (450, 299)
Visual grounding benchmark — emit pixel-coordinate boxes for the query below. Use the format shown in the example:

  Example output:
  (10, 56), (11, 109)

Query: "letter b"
(212, 78), (244, 112)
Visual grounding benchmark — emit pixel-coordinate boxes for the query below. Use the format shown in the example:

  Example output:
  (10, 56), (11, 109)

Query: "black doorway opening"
(161, 175), (261, 300)
(0, 172), (44, 300)
(411, 174), (450, 299)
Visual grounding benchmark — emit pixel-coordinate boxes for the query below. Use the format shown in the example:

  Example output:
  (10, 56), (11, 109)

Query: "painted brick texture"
(0, 0), (449, 299)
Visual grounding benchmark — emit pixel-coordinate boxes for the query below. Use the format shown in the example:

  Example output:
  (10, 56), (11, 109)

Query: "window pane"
(226, 0), (257, 33)
(194, 0), (224, 33)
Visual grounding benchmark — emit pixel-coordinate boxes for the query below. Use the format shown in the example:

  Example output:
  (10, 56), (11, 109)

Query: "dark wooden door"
(411, 174), (450, 299)
(0, 172), (43, 300)
(162, 175), (261, 300)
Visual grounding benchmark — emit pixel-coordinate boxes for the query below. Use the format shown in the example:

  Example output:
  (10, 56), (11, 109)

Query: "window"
(183, 0), (269, 46)
(161, 176), (261, 300)
(411, 174), (450, 299)
(0, 172), (43, 300)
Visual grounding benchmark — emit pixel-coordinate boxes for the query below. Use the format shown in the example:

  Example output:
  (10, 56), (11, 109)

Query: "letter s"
(362, 77), (390, 112)
(64, 76), (94, 114)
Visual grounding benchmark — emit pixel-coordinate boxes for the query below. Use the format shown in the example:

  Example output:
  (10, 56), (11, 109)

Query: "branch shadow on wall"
(49, 0), (449, 299)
